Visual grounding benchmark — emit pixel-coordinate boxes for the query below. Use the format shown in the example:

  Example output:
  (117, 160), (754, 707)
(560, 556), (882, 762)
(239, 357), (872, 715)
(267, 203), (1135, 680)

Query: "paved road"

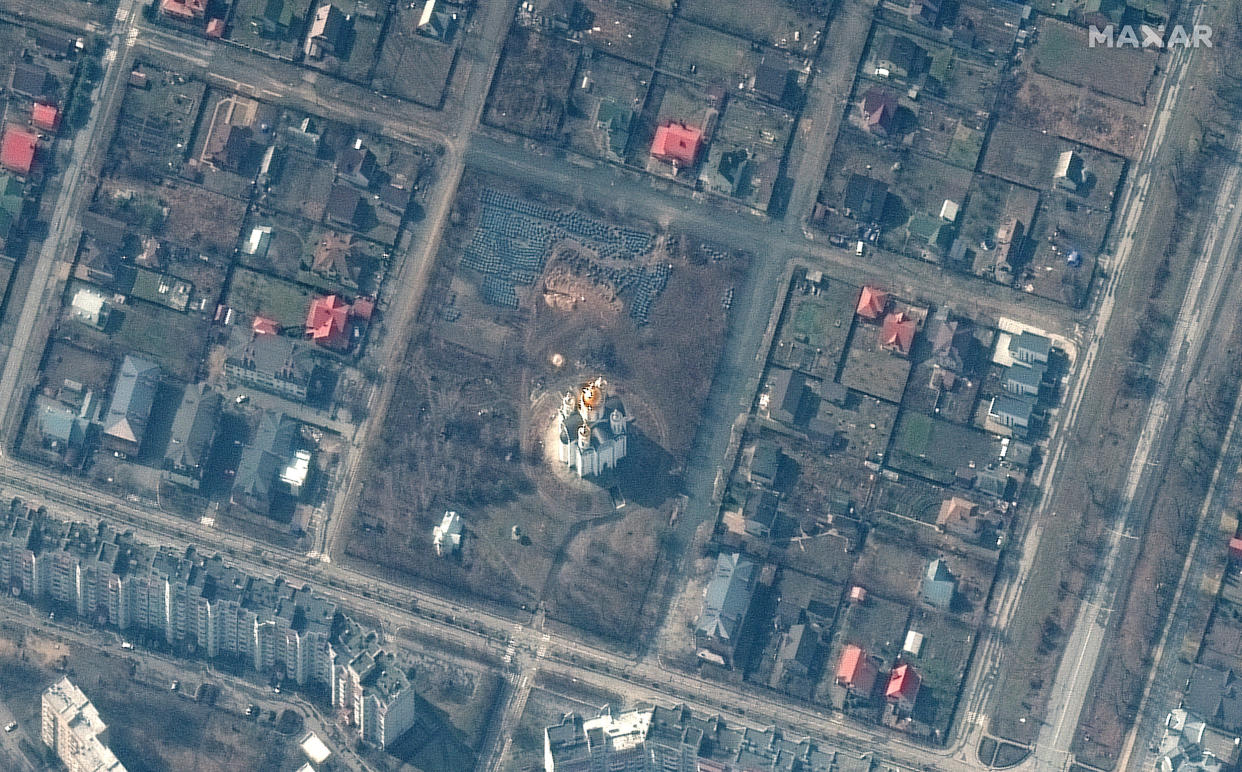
(1021, 6), (1223, 772)
(0, 0), (140, 447)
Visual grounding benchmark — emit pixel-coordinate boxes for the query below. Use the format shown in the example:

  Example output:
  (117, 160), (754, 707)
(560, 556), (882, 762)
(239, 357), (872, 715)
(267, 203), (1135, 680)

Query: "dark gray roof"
(768, 367), (809, 424)
(922, 558), (955, 607)
(750, 442), (782, 482)
(844, 175), (890, 223)
(753, 59), (790, 101)
(697, 553), (756, 642)
(103, 355), (161, 445)
(164, 383), (221, 470)
(11, 62), (51, 97)
(992, 394), (1035, 423)
(234, 410), (297, 505)
(228, 334), (313, 386)
(1187, 665), (1242, 732)
(1010, 331), (1052, 359)
(1005, 362), (1045, 389)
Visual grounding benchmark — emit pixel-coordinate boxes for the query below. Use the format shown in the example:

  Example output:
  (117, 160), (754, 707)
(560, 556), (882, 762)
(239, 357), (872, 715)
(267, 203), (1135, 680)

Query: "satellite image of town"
(0, 0), (1233, 769)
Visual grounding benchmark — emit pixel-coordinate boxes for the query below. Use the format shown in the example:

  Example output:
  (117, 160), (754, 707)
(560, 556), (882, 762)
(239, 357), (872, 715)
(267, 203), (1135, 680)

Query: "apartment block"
(42, 677), (126, 772)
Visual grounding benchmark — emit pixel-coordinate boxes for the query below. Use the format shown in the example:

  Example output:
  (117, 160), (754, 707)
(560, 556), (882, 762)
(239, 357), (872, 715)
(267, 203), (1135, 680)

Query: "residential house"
(651, 122), (703, 167)
(1, 126), (38, 177)
(11, 62), (52, 98)
(753, 59), (791, 103)
(224, 333), (315, 402)
(885, 664), (921, 712)
(880, 311), (917, 356)
(1186, 665), (1242, 733)
(232, 410), (299, 514)
(835, 644), (877, 694)
(257, 0), (305, 37)
(695, 553), (757, 668)
(856, 286), (889, 320)
(160, 0), (208, 20)
(336, 140), (377, 188)
(0, 173), (23, 251)
(101, 356), (161, 456)
(765, 366), (809, 425)
(989, 394), (1035, 433)
(843, 175), (892, 223)
(1009, 331), (1051, 364)
(861, 88), (897, 136)
(903, 629), (924, 657)
(417, 0), (459, 42)
(1003, 362), (1045, 397)
(305, 294), (352, 349)
(877, 35), (925, 79)
(38, 403), (88, 455)
(594, 100), (632, 161)
(433, 510), (463, 556)
(936, 496), (976, 534)
(748, 441), (782, 487)
(310, 230), (355, 283)
(920, 557), (956, 610)
(305, 4), (348, 59)
(163, 383), (222, 489)
(325, 183), (364, 228)
(1054, 150), (1084, 192)
(70, 288), (110, 329)
(769, 624), (819, 695)
(741, 489), (780, 539)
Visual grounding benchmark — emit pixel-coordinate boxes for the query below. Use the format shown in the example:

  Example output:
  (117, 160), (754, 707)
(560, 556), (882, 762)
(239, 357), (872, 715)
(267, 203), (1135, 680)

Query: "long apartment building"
(0, 501), (417, 748)
(41, 677), (126, 772)
(545, 704), (840, 772)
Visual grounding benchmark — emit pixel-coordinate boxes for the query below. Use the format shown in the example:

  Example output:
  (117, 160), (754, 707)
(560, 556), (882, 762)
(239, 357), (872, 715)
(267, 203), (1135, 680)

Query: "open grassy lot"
(109, 63), (206, 178)
(887, 412), (1002, 485)
(93, 177), (248, 258)
(40, 340), (116, 394)
(924, 47), (1001, 113)
(238, 210), (315, 281)
(1031, 18), (1157, 105)
(957, 174), (1040, 262)
(484, 28), (579, 140)
(839, 323), (914, 403)
(1021, 194), (1107, 308)
(909, 100), (988, 170)
(266, 148), (336, 222)
(771, 276), (858, 378)
(833, 591), (911, 664)
(850, 530), (931, 604)
(578, 0), (669, 66)
(62, 293), (210, 381)
(372, 4), (460, 106)
(226, 0), (313, 60)
(348, 172), (745, 642)
(565, 51), (650, 162)
(1003, 68), (1152, 159)
(226, 266), (316, 328)
(679, 0), (824, 52)
(981, 122), (1127, 209)
(906, 607), (974, 735)
(660, 20), (763, 91)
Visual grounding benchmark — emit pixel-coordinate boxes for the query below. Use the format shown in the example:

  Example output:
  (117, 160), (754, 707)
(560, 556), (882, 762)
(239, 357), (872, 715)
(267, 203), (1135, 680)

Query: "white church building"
(555, 377), (628, 477)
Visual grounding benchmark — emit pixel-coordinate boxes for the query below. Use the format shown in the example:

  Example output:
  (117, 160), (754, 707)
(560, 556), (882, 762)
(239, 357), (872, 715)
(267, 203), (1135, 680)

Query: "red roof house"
(862, 87), (898, 136)
(160, 0), (207, 20)
(848, 585), (868, 603)
(651, 122), (703, 167)
(206, 18), (226, 38)
(31, 103), (59, 133)
(305, 294), (351, 348)
(1230, 537), (1242, 561)
(856, 286), (888, 320)
(881, 311), (917, 355)
(0, 127), (37, 176)
(836, 645), (877, 693)
(885, 664), (921, 710)
(252, 315), (280, 336)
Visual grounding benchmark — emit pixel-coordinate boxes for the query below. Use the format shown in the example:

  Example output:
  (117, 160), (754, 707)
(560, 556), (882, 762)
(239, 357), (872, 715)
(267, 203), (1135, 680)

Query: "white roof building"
(939, 199), (959, 222)
(299, 731), (332, 765)
(280, 449), (313, 497)
(433, 510), (463, 556)
(71, 288), (109, 329)
(903, 629), (924, 657)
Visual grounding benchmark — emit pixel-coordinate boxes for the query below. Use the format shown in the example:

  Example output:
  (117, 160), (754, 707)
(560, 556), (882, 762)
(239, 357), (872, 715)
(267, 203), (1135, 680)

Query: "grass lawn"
(114, 302), (209, 380)
(945, 125), (984, 170)
(227, 267), (316, 328)
(888, 412), (1001, 485)
(835, 592), (911, 663)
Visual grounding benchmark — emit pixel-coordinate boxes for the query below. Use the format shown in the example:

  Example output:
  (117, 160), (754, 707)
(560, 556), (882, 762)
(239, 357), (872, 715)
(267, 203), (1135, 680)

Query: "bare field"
(1003, 69), (1152, 159)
